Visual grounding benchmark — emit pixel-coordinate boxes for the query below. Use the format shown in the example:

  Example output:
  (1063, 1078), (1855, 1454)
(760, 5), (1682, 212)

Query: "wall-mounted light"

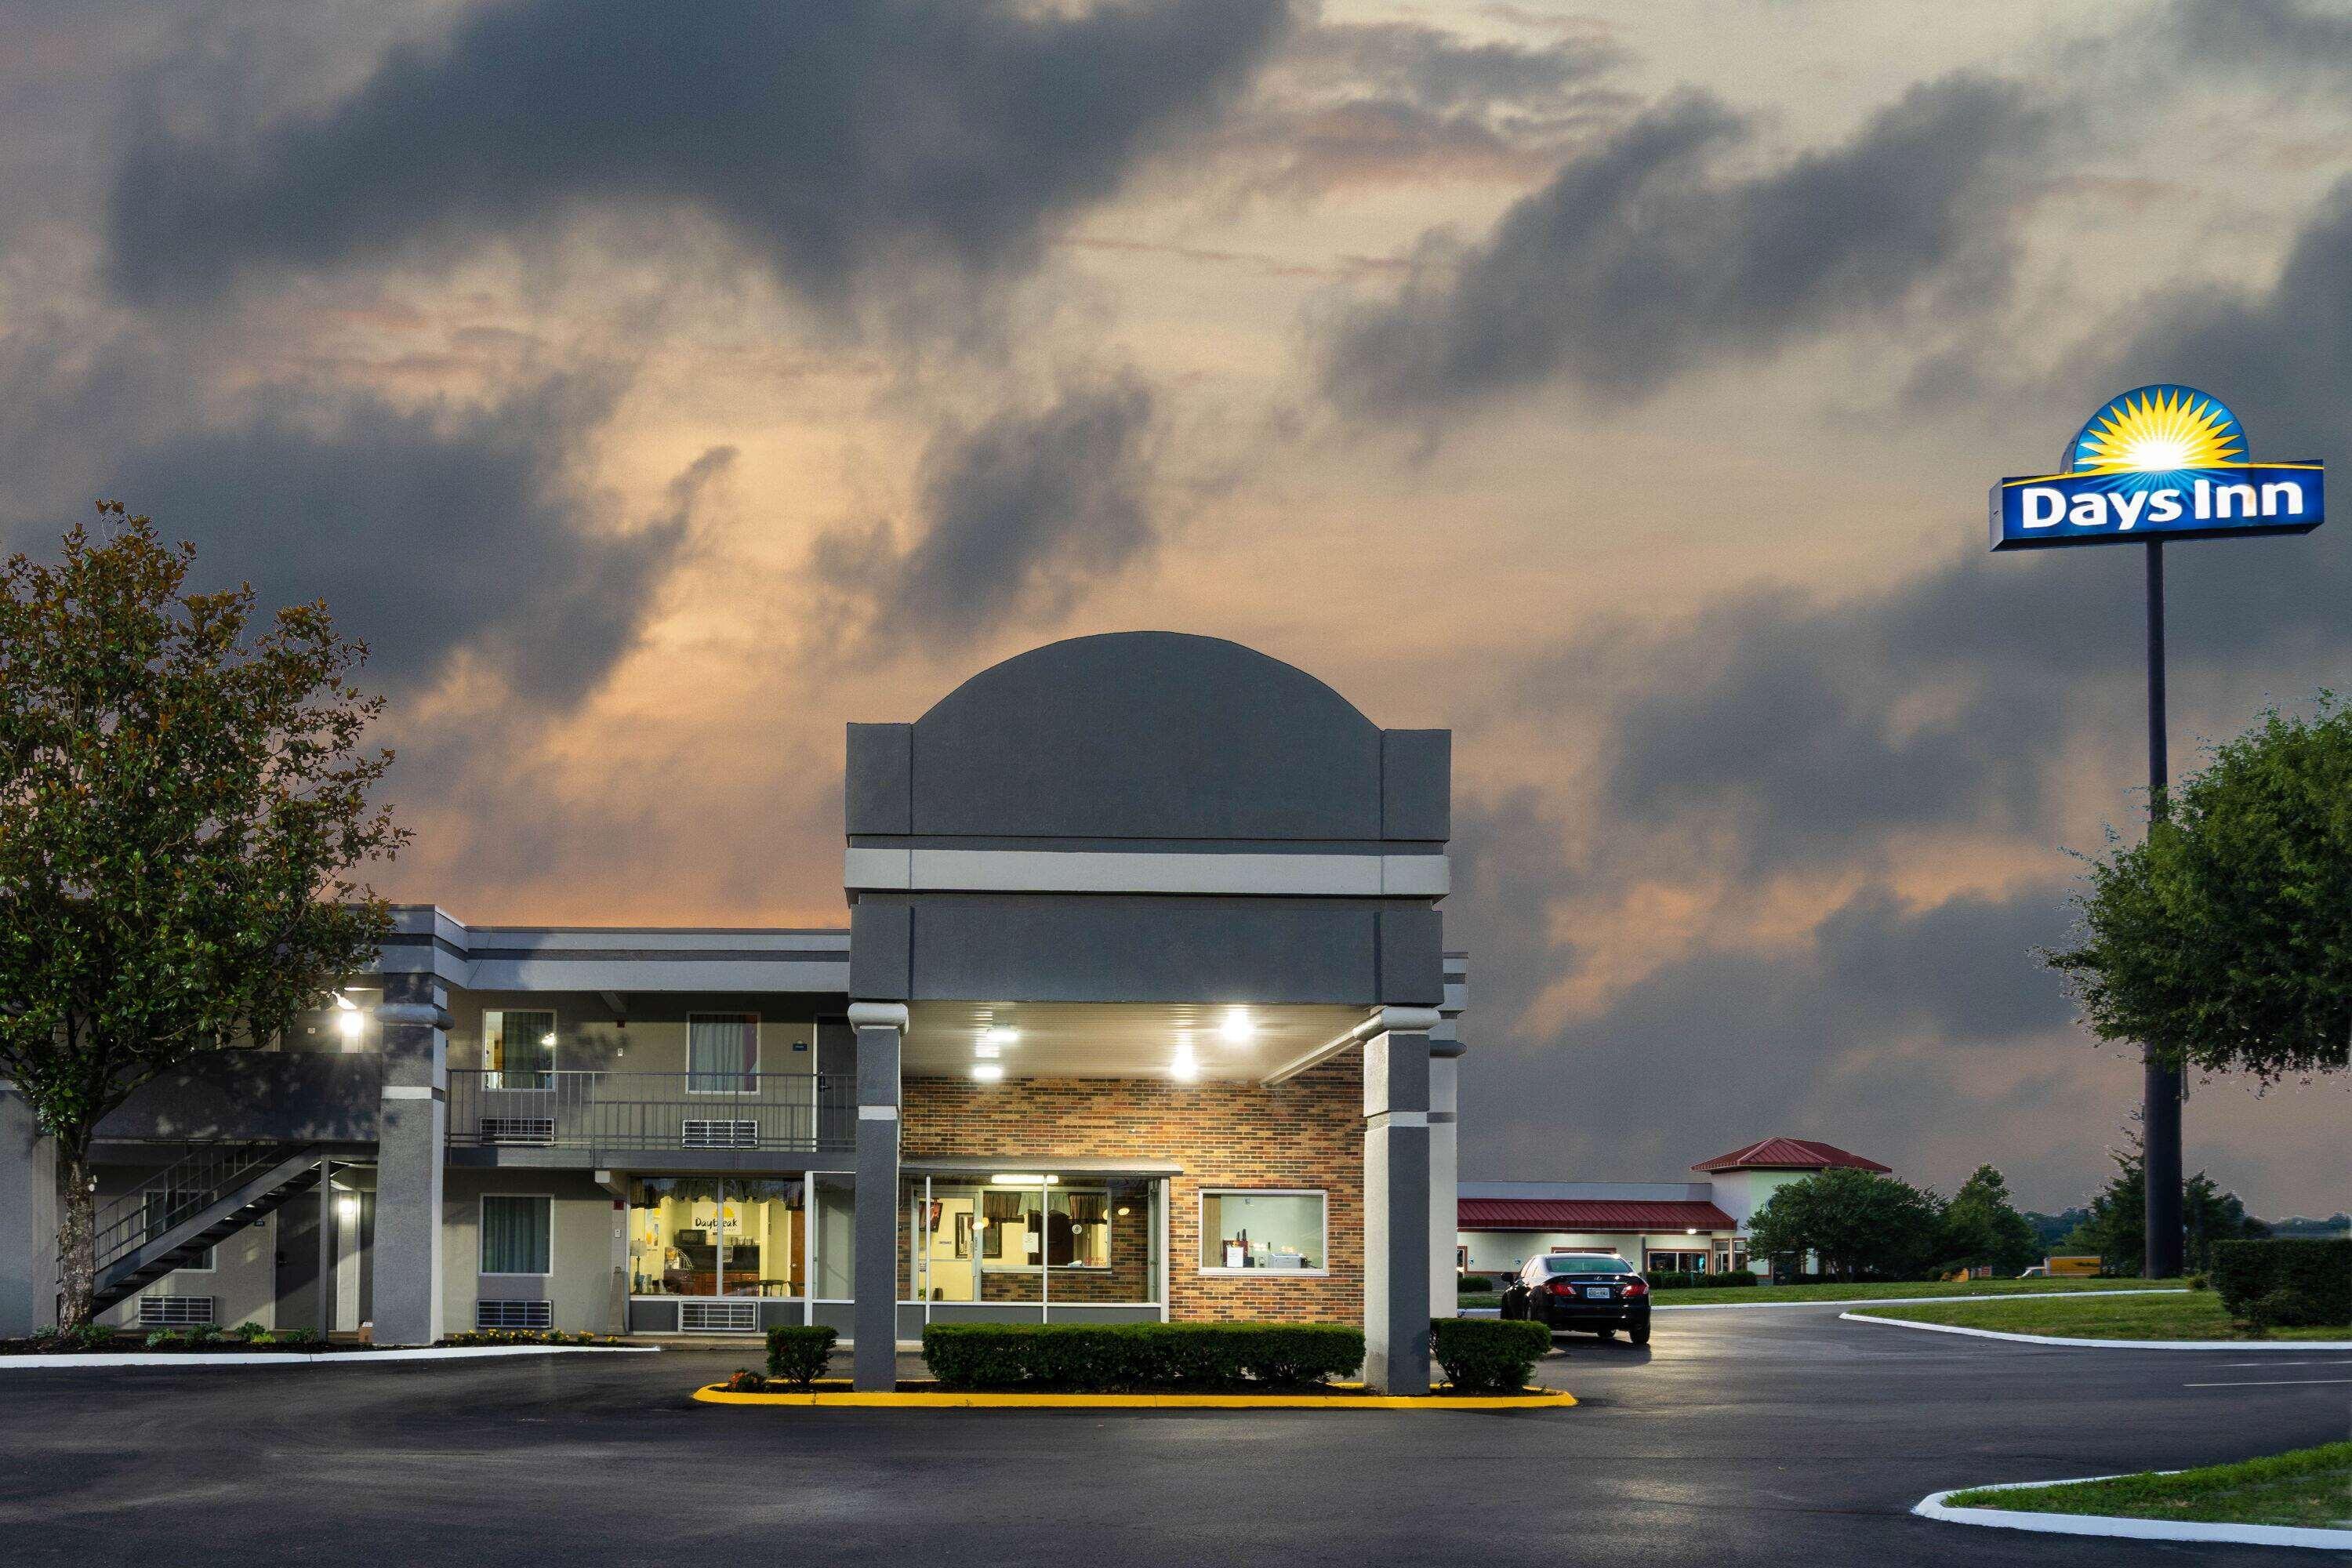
(1115, 1206), (1132, 1218)
(1685, 1227), (1698, 1236)
(1171, 1048), (1200, 1082)
(338, 1196), (360, 1219)
(335, 1008), (365, 1041)
(540, 1032), (557, 1047)
(971, 1062), (1004, 1084)
(1218, 1007), (1254, 1044)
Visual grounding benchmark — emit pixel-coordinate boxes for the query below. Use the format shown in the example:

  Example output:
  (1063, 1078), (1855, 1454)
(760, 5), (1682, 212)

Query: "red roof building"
(1457, 1198), (1735, 1233)
(1690, 1137), (1890, 1175)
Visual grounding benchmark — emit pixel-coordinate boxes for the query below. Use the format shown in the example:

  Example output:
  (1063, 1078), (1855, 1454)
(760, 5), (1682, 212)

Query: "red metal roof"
(1690, 1137), (1890, 1174)
(1457, 1198), (1737, 1233)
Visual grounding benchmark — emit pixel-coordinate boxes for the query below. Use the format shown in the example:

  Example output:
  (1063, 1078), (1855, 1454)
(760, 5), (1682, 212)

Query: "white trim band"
(858, 1105), (900, 1121)
(847, 1001), (910, 1030)
(1842, 1308), (2352, 1349)
(845, 846), (1449, 897)
(381, 1085), (438, 1101)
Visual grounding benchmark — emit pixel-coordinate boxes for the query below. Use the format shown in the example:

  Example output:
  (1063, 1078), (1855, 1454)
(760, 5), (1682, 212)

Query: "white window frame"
(1196, 1187), (1329, 1277)
(685, 1011), (761, 1094)
(479, 1192), (554, 1278)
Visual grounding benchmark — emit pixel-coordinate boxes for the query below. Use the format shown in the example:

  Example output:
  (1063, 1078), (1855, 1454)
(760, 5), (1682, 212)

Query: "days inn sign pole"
(1991, 386), (2323, 1282)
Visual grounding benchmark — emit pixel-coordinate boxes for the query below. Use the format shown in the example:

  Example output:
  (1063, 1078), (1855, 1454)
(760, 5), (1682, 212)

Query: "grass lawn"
(1852, 1289), (2350, 1341)
(1946, 1442), (2352, 1530)
(1457, 1294), (1501, 1311)
(1650, 1276), (2181, 1307)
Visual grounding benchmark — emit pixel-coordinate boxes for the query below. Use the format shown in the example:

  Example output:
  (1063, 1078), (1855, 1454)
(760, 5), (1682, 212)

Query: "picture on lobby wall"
(953, 1213), (971, 1259)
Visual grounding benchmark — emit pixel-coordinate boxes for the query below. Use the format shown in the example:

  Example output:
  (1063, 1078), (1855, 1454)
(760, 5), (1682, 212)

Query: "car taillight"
(1621, 1279), (1649, 1298)
(1547, 1279), (1578, 1296)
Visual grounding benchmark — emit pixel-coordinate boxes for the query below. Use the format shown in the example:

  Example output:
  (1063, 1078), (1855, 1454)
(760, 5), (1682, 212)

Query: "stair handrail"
(82, 1140), (302, 1281)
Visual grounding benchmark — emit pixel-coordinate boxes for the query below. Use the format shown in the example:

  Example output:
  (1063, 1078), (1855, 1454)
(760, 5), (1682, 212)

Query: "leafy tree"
(2063, 1131), (2269, 1275)
(2022, 1207), (2089, 1251)
(0, 505), (404, 1326)
(1746, 1167), (1946, 1282)
(1936, 1164), (2040, 1276)
(2047, 698), (2352, 1083)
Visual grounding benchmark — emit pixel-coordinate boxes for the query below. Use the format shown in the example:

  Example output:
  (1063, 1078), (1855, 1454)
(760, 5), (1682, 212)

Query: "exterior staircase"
(80, 1143), (327, 1317)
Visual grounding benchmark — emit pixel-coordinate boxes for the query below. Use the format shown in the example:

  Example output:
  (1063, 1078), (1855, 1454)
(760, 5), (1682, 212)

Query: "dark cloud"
(2168, 0), (2352, 83)
(815, 373), (1159, 655)
(6, 371), (716, 708)
(107, 0), (1292, 314)
(1320, 74), (2047, 417)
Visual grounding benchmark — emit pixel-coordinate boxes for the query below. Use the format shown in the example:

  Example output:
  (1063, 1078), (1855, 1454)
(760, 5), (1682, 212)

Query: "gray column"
(0, 1085), (58, 1337)
(372, 974), (448, 1345)
(1428, 1049), (1460, 1319)
(1363, 1007), (1436, 1393)
(848, 1002), (905, 1391)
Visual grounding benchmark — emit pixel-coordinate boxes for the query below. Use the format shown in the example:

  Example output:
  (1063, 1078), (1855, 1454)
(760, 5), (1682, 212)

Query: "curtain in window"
(689, 1014), (757, 1092)
(481, 1196), (551, 1273)
(489, 1011), (555, 1089)
(1065, 1193), (1106, 1225)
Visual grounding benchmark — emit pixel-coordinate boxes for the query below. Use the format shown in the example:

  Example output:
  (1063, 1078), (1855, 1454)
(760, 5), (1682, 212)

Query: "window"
(1647, 1249), (1709, 1275)
(688, 1012), (760, 1093)
(1200, 1189), (1326, 1275)
(485, 1011), (556, 1090)
(1541, 1254), (1633, 1276)
(144, 1189), (216, 1271)
(481, 1195), (551, 1275)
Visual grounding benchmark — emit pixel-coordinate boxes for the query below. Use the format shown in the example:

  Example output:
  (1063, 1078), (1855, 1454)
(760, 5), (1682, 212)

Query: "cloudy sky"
(6, 0), (2346, 1214)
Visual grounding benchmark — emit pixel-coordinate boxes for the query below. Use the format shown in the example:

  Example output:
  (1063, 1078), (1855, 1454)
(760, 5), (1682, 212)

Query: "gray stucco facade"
(1, 633), (1465, 1390)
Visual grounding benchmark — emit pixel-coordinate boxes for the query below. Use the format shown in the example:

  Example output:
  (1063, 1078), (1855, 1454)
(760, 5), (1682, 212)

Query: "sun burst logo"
(2070, 386), (2244, 477)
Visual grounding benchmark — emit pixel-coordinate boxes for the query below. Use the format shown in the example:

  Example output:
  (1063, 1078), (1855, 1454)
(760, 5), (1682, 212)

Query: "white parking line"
(2217, 1359), (2352, 1367)
(2181, 1377), (2352, 1388)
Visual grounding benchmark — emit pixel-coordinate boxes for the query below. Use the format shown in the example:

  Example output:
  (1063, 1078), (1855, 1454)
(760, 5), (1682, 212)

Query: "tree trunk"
(57, 1150), (96, 1330)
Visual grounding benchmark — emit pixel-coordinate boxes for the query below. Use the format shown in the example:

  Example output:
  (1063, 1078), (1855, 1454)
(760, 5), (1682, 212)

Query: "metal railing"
(86, 1141), (299, 1279)
(446, 1070), (855, 1155)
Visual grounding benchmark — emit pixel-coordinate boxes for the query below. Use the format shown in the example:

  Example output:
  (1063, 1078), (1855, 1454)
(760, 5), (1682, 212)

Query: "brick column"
(0, 1083), (56, 1337)
(847, 1001), (905, 1390)
(372, 973), (448, 1345)
(1363, 1006), (1438, 1393)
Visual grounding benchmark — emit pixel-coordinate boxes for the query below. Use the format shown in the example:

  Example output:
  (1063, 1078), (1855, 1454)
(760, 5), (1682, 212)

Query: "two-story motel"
(0, 633), (1467, 1391)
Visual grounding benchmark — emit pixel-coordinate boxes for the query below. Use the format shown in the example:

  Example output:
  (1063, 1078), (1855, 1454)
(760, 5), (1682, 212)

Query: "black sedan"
(1499, 1253), (1651, 1344)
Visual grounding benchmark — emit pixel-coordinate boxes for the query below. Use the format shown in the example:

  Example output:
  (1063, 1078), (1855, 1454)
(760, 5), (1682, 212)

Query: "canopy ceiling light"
(1218, 1007), (1254, 1044)
(984, 1026), (1020, 1046)
(989, 1173), (1058, 1185)
(971, 1062), (1004, 1084)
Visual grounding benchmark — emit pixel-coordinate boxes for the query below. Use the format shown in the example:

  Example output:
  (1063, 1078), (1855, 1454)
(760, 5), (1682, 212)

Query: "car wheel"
(1629, 1323), (1651, 1346)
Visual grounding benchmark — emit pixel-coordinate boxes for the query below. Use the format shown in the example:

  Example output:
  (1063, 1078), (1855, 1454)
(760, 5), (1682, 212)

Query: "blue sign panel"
(1989, 385), (2323, 551)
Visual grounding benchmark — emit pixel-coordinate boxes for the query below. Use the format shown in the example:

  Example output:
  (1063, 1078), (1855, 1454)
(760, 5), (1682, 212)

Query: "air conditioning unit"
(476, 1300), (554, 1330)
(681, 1119), (759, 1149)
(482, 1117), (556, 1145)
(681, 1300), (760, 1333)
(137, 1295), (216, 1327)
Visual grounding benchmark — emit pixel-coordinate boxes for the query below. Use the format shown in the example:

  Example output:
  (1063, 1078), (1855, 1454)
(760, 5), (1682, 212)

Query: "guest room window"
(481, 1195), (552, 1275)
(688, 1012), (760, 1093)
(484, 1011), (556, 1090)
(1199, 1189), (1326, 1275)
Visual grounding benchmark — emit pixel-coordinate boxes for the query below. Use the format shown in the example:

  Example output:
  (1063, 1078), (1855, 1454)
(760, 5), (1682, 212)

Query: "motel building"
(1456, 1138), (1892, 1277)
(0, 633), (1469, 1392)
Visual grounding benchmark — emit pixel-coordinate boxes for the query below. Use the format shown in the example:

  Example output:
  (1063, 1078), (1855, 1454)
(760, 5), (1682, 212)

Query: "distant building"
(1457, 1137), (1890, 1276)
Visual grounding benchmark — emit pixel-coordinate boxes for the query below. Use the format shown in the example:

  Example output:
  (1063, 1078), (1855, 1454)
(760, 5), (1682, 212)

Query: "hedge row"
(2211, 1239), (2350, 1328)
(1649, 1272), (1757, 1290)
(923, 1323), (1365, 1389)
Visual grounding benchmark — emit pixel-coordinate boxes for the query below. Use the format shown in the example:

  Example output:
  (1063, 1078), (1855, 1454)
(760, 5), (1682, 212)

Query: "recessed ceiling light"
(985, 1026), (1020, 1046)
(1171, 1050), (1200, 1082)
(971, 1062), (1005, 1083)
(1218, 1007), (1254, 1044)
(975, 1042), (1000, 1059)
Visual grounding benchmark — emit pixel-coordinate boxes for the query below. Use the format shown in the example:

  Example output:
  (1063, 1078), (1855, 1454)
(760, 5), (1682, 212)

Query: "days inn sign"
(1989, 384), (2323, 550)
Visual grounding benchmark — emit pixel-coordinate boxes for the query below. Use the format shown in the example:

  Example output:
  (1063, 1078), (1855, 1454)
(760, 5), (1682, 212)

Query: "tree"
(1746, 1167), (1946, 1282)
(2063, 1131), (2269, 1275)
(2047, 697), (2352, 1083)
(0, 504), (404, 1327)
(1937, 1164), (2040, 1276)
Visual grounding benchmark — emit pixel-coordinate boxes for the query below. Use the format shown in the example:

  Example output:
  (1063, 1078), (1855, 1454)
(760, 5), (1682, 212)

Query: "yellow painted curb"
(693, 1382), (1574, 1410)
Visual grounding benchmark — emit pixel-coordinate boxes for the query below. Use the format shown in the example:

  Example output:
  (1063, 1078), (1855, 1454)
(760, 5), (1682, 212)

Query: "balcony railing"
(447, 1070), (855, 1156)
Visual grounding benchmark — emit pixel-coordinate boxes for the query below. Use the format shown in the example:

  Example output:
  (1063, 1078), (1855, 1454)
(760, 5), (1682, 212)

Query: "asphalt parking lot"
(2, 1305), (2343, 1566)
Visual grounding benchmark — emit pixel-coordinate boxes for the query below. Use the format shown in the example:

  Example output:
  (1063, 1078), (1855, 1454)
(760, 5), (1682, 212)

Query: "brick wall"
(902, 1051), (1363, 1324)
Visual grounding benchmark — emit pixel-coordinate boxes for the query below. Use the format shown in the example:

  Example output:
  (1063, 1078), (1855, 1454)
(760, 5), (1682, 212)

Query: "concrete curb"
(1915, 1475), (2352, 1551)
(694, 1382), (1576, 1411)
(1842, 1310), (2352, 1350)
(1657, 1287), (2187, 1312)
(0, 1345), (662, 1368)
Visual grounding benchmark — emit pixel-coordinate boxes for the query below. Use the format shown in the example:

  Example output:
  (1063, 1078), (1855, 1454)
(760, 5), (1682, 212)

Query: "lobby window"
(688, 1012), (760, 1092)
(1646, 1249), (1708, 1274)
(1200, 1189), (1325, 1274)
(481, 1195), (552, 1275)
(485, 1011), (556, 1090)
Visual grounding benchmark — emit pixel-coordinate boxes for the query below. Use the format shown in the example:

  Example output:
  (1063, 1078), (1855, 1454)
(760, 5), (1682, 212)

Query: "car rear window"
(1543, 1255), (1632, 1276)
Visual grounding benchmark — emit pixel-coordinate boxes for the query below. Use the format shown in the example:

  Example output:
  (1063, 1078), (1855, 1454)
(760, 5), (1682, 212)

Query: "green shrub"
(764, 1325), (837, 1388)
(922, 1323), (1365, 1391)
(724, 1368), (768, 1392)
(278, 1327), (320, 1347)
(62, 1322), (114, 1350)
(2186, 1272), (2209, 1291)
(223, 1321), (269, 1342)
(1430, 1319), (1550, 1392)
(2211, 1240), (2350, 1326)
(144, 1328), (188, 1349)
